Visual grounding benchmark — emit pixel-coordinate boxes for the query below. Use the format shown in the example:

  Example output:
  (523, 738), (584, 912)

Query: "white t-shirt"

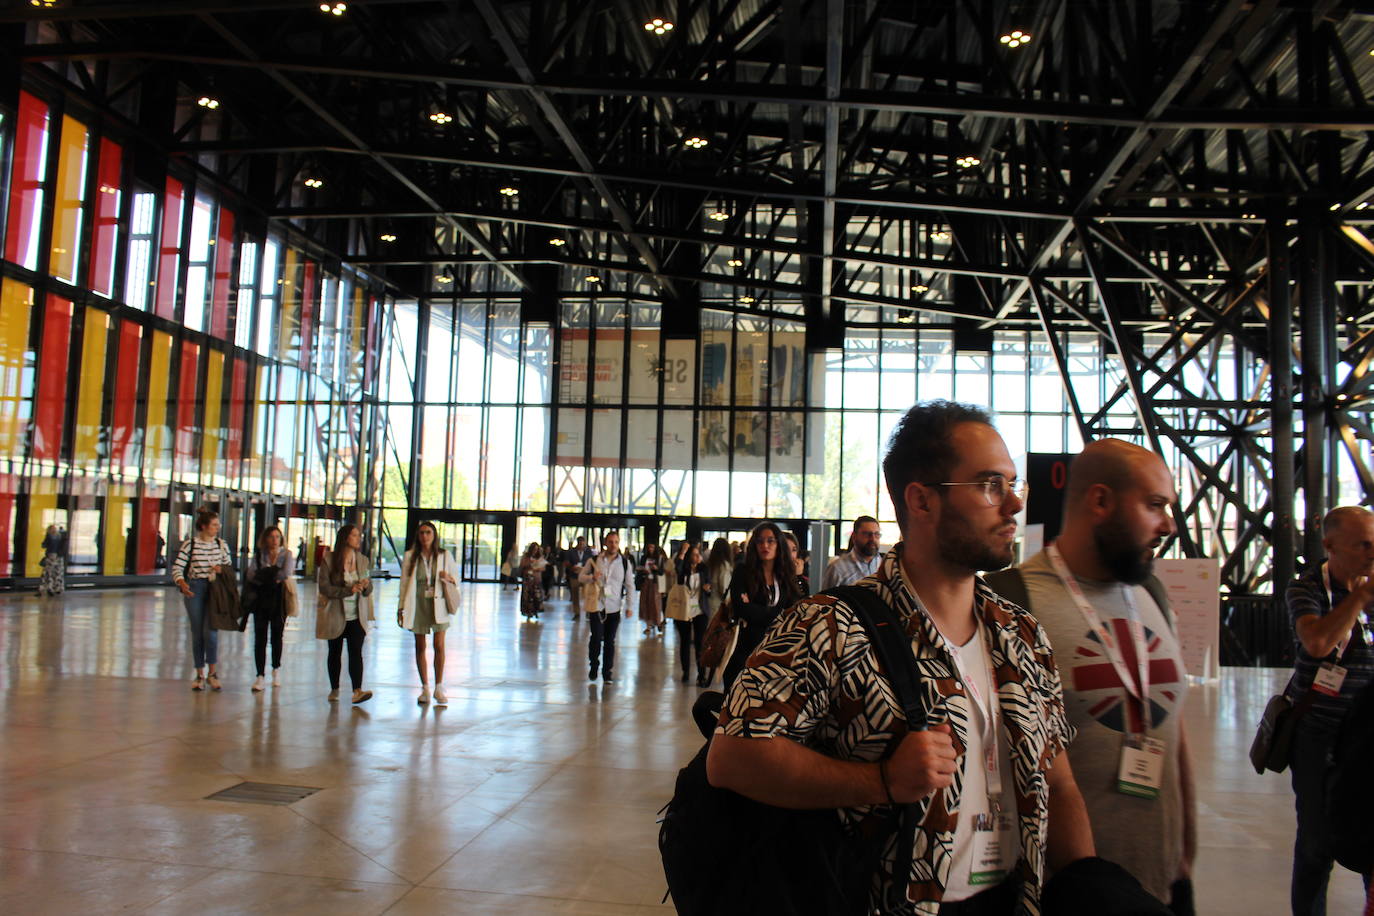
(942, 626), (1020, 902)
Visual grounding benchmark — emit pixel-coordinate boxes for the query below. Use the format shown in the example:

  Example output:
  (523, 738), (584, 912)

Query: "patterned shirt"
(718, 547), (1074, 916)
(1286, 564), (1374, 732)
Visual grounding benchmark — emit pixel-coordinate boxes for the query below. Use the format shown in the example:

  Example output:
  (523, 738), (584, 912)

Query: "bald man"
(1285, 505), (1374, 915)
(987, 439), (1195, 911)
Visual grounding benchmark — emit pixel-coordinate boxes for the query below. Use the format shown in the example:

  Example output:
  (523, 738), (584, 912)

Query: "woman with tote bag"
(316, 524), (375, 704)
(398, 521), (460, 705)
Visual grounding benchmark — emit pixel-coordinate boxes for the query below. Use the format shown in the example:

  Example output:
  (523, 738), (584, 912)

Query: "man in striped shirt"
(1286, 506), (1374, 915)
(820, 516), (883, 590)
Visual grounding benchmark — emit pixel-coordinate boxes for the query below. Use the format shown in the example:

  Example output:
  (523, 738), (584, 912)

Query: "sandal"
(191, 675), (205, 691)
(207, 673), (222, 692)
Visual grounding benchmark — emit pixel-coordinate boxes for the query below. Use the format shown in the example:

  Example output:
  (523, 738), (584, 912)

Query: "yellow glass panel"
(73, 308), (109, 467)
(278, 246), (301, 359)
(102, 484), (131, 575)
(0, 281), (34, 459)
(26, 478), (57, 577)
(144, 331), (172, 480)
(50, 115), (89, 285)
(201, 349), (224, 482)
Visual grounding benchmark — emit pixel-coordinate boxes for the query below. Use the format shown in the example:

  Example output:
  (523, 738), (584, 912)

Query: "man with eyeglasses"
(1284, 505), (1374, 915)
(821, 515), (884, 589)
(986, 439), (1196, 913)
(709, 400), (1099, 915)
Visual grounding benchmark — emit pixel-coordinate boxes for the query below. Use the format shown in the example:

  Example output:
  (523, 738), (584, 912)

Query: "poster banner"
(1153, 557), (1222, 680)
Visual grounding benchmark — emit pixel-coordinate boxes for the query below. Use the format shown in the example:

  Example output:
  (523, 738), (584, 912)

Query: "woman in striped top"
(171, 506), (233, 692)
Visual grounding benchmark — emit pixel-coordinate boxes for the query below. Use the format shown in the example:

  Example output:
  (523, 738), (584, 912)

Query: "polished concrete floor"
(0, 580), (1365, 915)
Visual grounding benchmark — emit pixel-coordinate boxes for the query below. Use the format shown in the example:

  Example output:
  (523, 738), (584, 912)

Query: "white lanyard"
(1046, 544), (1151, 736)
(953, 619), (1005, 801)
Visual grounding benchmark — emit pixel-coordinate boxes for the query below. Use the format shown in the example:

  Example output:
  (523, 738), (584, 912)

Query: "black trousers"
(937, 876), (1021, 915)
(673, 616), (709, 676)
(587, 611), (621, 675)
(326, 618), (366, 690)
(252, 608), (284, 676)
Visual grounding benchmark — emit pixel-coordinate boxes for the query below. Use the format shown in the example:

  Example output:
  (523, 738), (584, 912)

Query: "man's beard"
(936, 512), (1013, 573)
(856, 540), (879, 559)
(1093, 516), (1154, 584)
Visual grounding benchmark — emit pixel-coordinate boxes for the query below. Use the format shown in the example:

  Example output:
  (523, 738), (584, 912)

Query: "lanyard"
(1046, 544), (1151, 736)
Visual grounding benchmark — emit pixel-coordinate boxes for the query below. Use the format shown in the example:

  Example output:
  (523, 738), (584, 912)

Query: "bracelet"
(878, 759), (897, 805)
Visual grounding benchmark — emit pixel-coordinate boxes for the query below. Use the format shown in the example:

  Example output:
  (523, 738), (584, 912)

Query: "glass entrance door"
(458, 523), (502, 582)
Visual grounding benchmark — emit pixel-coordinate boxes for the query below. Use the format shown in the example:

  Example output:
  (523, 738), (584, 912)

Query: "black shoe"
(681, 672), (690, 683)
(588, 665), (598, 681)
(603, 672), (615, 683)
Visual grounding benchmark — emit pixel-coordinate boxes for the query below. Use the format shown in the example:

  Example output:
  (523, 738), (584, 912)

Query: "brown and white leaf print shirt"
(716, 547), (1075, 916)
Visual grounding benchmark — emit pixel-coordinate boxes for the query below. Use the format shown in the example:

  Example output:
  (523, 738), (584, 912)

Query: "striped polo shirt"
(1285, 564), (1374, 731)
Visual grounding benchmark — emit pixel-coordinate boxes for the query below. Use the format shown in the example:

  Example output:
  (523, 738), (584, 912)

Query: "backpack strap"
(1143, 574), (1174, 632)
(823, 584), (926, 913)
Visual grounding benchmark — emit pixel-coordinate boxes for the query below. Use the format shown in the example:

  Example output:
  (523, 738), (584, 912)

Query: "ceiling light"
(320, 2), (347, 14)
(644, 17), (675, 35)
(932, 230), (951, 242)
(1331, 203), (1342, 211)
(98, 184), (117, 195)
(956, 155), (981, 169)
(897, 313), (916, 324)
(435, 274), (452, 284)
(1359, 202), (1370, 211)
(499, 186), (519, 197)
(586, 275), (602, 284)
(910, 284), (929, 293)
(739, 295), (755, 304)
(303, 177), (323, 189)
(196, 96), (220, 110)
(429, 111), (453, 124)
(684, 136), (709, 149)
(999, 30), (1032, 48)
(727, 258), (744, 268)
(549, 238), (566, 246)
(30, 0), (58, 7)
(709, 211), (729, 221)
(379, 233), (397, 242)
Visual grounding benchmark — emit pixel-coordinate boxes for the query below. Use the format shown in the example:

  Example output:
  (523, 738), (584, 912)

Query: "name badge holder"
(1046, 545), (1166, 800)
(958, 621), (1015, 887)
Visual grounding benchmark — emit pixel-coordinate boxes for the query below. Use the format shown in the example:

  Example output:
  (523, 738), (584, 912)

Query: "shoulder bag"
(665, 583), (691, 621)
(698, 600), (737, 669)
(1250, 676), (1318, 774)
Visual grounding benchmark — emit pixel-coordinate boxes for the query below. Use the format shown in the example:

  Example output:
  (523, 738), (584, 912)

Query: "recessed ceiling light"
(380, 233), (397, 242)
(303, 177), (323, 189)
(1359, 202), (1370, 211)
(932, 230), (951, 241)
(429, 111), (453, 124)
(684, 136), (709, 149)
(897, 313), (916, 324)
(30, 0), (58, 7)
(709, 211), (729, 221)
(549, 238), (566, 246)
(727, 258), (744, 268)
(739, 295), (755, 304)
(320, 2), (347, 15)
(586, 275), (601, 283)
(644, 17), (675, 35)
(196, 96), (220, 110)
(910, 284), (929, 293)
(956, 155), (981, 169)
(999, 30), (1031, 48)
(435, 274), (452, 284)
(1331, 203), (1342, 211)
(499, 186), (519, 197)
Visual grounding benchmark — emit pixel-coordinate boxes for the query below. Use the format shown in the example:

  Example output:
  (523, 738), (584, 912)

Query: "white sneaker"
(433, 686), (448, 706)
(271, 669), (281, 687)
(251, 676), (264, 693)
(417, 688), (430, 705)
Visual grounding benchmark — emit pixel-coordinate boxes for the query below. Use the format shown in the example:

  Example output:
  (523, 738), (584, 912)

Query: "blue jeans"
(182, 579), (218, 668)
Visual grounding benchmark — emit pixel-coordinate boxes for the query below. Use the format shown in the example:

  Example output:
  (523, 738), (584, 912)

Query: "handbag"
(283, 576), (299, 618)
(1250, 683), (1315, 774)
(665, 584), (691, 621)
(699, 600), (738, 669)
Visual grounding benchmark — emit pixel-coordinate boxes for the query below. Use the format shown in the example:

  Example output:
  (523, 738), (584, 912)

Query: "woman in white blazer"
(398, 521), (459, 705)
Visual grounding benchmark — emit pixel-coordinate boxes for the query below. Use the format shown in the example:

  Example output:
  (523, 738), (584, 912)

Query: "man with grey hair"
(1285, 505), (1374, 914)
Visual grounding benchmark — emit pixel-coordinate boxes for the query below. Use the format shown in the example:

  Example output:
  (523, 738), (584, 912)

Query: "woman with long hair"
(317, 523), (375, 704)
(244, 525), (293, 692)
(398, 521), (459, 704)
(720, 522), (801, 693)
(639, 543), (668, 637)
(519, 542), (547, 620)
(171, 506), (233, 692)
(672, 543), (710, 684)
(700, 537), (736, 687)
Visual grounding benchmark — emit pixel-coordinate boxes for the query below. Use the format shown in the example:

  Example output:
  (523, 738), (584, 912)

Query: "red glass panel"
(89, 138), (123, 297)
(110, 320), (142, 468)
(0, 472), (15, 575)
(33, 294), (72, 461)
(226, 357), (247, 466)
(174, 341), (199, 475)
(155, 176), (185, 320)
(5, 92), (51, 271)
(210, 208), (235, 339)
(299, 260), (317, 373)
(136, 495), (160, 575)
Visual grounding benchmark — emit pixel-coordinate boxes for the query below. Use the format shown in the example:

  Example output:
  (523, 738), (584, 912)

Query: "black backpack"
(658, 585), (927, 916)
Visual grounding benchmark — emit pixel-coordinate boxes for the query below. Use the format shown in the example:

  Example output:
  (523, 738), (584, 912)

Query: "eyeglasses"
(931, 475), (1028, 507)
